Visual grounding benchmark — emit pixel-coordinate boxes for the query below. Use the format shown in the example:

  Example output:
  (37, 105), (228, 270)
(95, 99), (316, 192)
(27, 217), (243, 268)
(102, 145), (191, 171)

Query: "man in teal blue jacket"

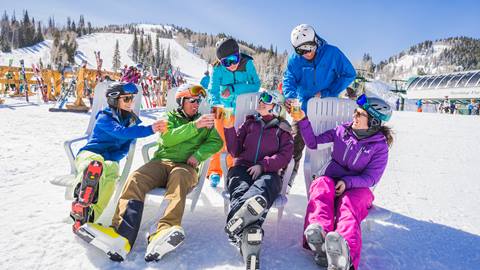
(207, 38), (261, 185)
(283, 24), (356, 187)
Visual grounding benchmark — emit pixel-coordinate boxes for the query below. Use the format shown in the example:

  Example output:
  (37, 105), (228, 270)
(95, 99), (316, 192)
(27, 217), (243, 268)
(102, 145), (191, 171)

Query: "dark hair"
(380, 125), (394, 148)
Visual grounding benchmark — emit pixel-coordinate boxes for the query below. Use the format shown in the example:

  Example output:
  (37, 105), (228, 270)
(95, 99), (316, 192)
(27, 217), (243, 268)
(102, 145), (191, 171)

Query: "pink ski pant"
(304, 176), (374, 270)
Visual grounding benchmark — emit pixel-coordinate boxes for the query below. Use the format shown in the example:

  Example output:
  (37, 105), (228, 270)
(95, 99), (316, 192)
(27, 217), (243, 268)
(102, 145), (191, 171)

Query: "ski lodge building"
(405, 70), (480, 103)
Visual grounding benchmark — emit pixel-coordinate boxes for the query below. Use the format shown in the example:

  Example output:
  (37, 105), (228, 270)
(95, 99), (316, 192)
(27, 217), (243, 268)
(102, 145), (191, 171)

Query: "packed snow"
(0, 97), (479, 270)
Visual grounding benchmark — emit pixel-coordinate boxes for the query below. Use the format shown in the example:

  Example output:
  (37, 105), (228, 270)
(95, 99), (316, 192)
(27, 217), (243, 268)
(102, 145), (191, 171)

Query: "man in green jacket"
(77, 84), (223, 262)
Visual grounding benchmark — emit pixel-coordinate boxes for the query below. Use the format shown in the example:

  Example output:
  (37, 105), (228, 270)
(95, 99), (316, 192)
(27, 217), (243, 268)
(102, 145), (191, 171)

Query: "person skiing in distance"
(207, 38), (261, 187)
(289, 94), (393, 270)
(70, 82), (167, 233)
(76, 84), (223, 262)
(283, 24), (356, 189)
(223, 90), (293, 270)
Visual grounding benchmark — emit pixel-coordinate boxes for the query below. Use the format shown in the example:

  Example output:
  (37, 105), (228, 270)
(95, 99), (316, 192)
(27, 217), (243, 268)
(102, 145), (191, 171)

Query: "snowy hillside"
(375, 37), (480, 81)
(376, 42), (454, 81)
(0, 31), (208, 81)
(0, 97), (479, 270)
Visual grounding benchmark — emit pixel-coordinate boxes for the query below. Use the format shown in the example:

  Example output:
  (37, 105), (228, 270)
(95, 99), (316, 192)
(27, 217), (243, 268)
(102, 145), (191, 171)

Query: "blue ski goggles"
(259, 92), (274, 105)
(220, 53), (240, 67)
(356, 94), (391, 122)
(122, 82), (138, 94)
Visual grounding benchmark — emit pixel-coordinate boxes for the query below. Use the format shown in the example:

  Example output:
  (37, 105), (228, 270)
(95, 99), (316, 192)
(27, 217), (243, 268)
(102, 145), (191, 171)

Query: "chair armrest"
(64, 135), (89, 174)
(142, 141), (157, 163)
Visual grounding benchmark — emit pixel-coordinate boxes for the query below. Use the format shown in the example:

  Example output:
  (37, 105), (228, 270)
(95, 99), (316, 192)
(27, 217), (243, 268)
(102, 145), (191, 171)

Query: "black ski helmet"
(106, 82), (138, 108)
(216, 38), (239, 59)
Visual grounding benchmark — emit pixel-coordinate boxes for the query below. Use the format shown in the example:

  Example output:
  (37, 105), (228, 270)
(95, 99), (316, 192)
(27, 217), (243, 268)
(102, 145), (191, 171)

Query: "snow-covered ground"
(1, 97), (479, 270)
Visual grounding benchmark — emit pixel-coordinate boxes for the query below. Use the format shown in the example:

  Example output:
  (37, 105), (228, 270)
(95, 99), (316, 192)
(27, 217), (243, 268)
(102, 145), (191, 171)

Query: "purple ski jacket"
(224, 115), (294, 173)
(298, 117), (389, 189)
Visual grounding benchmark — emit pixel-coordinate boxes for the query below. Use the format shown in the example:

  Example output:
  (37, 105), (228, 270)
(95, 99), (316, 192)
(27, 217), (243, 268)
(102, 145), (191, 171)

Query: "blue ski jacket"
(78, 108), (154, 162)
(208, 53), (261, 109)
(200, 74), (210, 89)
(283, 37), (356, 112)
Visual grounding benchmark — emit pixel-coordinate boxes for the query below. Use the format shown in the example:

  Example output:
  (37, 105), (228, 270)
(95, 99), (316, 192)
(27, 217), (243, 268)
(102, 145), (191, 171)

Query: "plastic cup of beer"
(211, 105), (224, 120)
(291, 99), (301, 114)
(157, 113), (169, 133)
(223, 107), (233, 121)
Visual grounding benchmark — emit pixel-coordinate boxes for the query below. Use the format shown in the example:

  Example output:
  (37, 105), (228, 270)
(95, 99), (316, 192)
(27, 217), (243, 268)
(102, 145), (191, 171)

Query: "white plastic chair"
(49, 82), (143, 224)
(302, 97), (391, 229)
(219, 92), (295, 225)
(140, 87), (212, 213)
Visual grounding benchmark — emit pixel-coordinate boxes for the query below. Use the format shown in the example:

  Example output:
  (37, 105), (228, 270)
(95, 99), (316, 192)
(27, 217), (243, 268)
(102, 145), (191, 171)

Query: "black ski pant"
(226, 165), (282, 226)
(289, 120), (305, 186)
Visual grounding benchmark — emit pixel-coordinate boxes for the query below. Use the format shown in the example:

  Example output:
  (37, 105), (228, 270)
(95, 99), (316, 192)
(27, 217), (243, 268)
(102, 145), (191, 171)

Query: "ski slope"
(0, 97), (479, 270)
(0, 31), (208, 81)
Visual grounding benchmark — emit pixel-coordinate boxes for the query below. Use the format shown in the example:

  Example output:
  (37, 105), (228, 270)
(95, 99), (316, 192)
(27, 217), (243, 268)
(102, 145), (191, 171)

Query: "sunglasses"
(120, 95), (134, 103)
(186, 97), (202, 104)
(259, 92), (274, 105)
(220, 53), (240, 67)
(353, 108), (369, 118)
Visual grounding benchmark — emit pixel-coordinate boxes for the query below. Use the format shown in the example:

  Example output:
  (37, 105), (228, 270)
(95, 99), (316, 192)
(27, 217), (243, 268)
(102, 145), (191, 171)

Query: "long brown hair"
(380, 125), (394, 148)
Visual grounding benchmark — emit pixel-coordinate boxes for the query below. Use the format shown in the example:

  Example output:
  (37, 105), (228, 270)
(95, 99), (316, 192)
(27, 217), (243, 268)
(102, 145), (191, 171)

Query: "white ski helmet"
(290, 24), (318, 49)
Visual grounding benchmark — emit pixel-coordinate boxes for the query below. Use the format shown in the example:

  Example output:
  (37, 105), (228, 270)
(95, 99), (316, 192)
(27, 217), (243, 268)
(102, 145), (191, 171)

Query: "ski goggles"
(189, 85), (206, 97)
(294, 41), (317, 55)
(122, 82), (138, 94)
(220, 53), (240, 67)
(259, 92), (275, 105)
(356, 94), (391, 121)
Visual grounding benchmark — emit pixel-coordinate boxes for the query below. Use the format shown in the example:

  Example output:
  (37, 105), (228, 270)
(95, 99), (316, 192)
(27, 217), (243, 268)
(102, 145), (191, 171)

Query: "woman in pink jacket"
(290, 94), (394, 270)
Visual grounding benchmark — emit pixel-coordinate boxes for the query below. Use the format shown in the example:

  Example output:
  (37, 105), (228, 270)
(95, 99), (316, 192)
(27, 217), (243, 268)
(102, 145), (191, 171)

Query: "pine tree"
(155, 34), (161, 68)
(112, 39), (121, 71)
(35, 21), (44, 43)
(132, 29), (138, 62)
(139, 33), (144, 64)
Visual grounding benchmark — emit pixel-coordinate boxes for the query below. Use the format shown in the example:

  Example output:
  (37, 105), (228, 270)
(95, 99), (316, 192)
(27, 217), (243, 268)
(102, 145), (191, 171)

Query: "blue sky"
(3, 0), (480, 62)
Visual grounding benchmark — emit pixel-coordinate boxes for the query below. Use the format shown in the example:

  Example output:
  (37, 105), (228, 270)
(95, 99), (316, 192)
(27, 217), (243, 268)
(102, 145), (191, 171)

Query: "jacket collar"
(342, 122), (386, 143)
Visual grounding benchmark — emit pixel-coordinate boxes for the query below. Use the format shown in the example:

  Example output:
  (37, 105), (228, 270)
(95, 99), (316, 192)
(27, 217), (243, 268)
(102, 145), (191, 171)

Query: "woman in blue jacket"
(207, 38), (261, 186)
(70, 82), (166, 232)
(283, 24), (356, 188)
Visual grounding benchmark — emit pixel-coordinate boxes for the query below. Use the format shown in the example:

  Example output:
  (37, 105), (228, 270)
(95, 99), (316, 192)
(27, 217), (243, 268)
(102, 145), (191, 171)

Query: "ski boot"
(325, 231), (352, 270)
(71, 160), (103, 232)
(225, 195), (267, 237)
(75, 223), (131, 262)
(304, 223), (327, 267)
(240, 224), (263, 270)
(145, 226), (185, 262)
(210, 173), (221, 188)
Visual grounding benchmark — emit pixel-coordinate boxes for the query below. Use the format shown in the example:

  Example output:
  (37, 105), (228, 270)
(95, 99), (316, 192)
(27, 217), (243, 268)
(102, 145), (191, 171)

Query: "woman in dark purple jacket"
(291, 94), (394, 270)
(223, 90), (293, 270)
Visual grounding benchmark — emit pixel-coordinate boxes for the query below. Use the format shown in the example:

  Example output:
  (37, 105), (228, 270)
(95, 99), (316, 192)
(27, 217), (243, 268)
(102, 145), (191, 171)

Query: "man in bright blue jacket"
(283, 24), (356, 187)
